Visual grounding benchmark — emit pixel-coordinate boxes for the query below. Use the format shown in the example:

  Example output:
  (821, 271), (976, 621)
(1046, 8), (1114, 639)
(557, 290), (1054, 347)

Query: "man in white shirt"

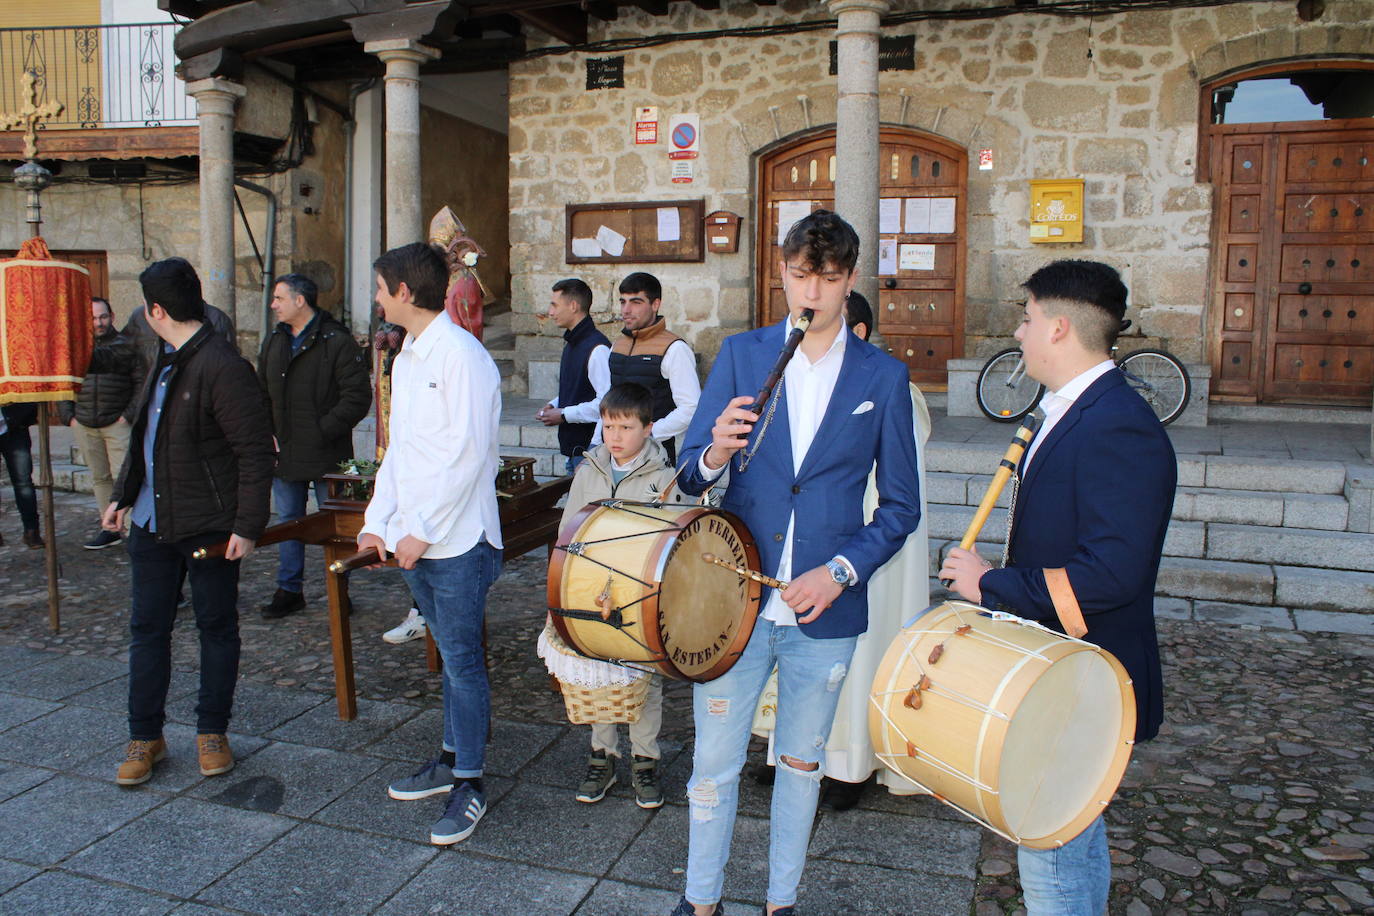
(357, 242), (504, 847)
(537, 278), (610, 474)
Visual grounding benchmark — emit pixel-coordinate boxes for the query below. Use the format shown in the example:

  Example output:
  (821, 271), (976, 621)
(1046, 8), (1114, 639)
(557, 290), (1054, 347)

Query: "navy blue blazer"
(677, 321), (921, 639)
(979, 369), (1176, 742)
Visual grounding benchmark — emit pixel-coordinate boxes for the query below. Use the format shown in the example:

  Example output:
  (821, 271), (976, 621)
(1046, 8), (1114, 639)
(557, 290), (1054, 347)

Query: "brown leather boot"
(196, 733), (234, 776)
(116, 737), (166, 786)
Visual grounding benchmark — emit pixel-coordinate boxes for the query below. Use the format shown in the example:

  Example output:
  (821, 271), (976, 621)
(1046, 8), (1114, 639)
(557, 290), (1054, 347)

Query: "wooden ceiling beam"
(513, 7), (588, 45)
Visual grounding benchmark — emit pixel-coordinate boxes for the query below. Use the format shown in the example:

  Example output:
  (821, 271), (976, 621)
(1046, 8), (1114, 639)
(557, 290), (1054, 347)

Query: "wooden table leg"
(323, 543), (358, 721)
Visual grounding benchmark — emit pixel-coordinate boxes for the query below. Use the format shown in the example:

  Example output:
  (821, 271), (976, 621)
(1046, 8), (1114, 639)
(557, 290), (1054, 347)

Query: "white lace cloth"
(537, 620), (649, 688)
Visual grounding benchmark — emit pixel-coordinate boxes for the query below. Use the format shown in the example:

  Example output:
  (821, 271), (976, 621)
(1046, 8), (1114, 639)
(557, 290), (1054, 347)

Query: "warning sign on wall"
(635, 106), (658, 144)
(671, 160), (695, 184)
(668, 114), (700, 160)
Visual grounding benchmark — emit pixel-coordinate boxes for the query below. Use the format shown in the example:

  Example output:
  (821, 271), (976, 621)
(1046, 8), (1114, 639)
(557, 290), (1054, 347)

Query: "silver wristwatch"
(825, 558), (853, 587)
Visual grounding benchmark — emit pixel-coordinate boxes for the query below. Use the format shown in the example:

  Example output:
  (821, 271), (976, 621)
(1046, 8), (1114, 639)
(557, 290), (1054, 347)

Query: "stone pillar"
(828, 0), (889, 319)
(186, 77), (246, 327)
(365, 39), (439, 250)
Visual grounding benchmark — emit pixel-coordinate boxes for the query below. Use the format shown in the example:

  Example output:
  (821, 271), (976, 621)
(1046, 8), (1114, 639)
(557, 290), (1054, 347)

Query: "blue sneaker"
(430, 780), (486, 845)
(670, 898), (725, 916)
(388, 758), (452, 801)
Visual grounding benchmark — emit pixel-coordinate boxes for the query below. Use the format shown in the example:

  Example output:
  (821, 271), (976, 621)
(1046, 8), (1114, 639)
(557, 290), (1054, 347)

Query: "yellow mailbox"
(1029, 179), (1084, 244)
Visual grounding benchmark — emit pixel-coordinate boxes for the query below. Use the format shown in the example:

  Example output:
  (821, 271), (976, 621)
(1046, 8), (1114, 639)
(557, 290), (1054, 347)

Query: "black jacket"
(123, 303), (236, 369)
(57, 328), (144, 428)
(113, 323), (275, 543)
(257, 309), (372, 481)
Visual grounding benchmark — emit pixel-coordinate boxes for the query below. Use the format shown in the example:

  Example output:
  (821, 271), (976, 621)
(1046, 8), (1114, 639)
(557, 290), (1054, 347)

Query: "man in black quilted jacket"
(103, 257), (275, 787)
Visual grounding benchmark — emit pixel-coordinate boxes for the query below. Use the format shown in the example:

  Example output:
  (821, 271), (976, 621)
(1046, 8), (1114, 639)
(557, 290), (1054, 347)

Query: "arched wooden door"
(755, 127), (967, 387)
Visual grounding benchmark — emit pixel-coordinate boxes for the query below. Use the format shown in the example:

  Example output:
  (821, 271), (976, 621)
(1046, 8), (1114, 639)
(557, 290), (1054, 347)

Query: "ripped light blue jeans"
(684, 618), (858, 909)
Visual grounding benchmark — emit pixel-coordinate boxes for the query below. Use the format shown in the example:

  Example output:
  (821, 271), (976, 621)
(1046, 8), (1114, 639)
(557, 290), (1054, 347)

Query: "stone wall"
(507, 0), (1374, 386)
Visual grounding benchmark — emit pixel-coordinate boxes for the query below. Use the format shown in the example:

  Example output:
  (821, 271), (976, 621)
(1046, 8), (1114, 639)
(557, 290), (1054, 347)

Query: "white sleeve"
(651, 340), (701, 442)
(697, 450), (727, 481)
(561, 345), (610, 425)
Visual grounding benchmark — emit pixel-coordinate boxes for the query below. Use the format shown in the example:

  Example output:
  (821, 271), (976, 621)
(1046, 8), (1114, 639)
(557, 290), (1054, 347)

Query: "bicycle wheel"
(976, 348), (1046, 422)
(1119, 349), (1190, 425)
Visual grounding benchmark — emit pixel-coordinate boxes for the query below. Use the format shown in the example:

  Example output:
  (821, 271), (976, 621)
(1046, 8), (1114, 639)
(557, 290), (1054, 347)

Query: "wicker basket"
(558, 675), (650, 725)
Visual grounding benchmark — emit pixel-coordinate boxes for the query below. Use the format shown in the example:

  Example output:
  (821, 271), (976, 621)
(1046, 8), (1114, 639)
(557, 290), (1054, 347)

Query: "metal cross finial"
(0, 71), (64, 161)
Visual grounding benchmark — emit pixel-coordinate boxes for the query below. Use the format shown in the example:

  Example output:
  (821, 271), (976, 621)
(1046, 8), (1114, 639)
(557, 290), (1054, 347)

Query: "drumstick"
(941, 415), (1040, 587)
(328, 546), (386, 574)
(701, 552), (788, 590)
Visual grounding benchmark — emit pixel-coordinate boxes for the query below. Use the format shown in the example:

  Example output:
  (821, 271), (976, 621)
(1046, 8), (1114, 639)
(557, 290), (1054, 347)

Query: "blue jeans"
(0, 424), (38, 532)
(1018, 815), (1109, 915)
(126, 524), (241, 739)
(402, 541), (501, 779)
(685, 618), (858, 909)
(272, 476), (329, 593)
(564, 454), (585, 475)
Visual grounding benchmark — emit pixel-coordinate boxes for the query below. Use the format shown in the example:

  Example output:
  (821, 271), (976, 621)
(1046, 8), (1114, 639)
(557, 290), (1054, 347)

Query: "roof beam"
(582, 0), (619, 21)
(514, 7), (588, 45)
(633, 0), (669, 14)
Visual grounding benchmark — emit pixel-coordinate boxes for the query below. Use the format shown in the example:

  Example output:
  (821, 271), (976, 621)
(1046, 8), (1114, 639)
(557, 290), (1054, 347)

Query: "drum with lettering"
(548, 500), (762, 683)
(869, 599), (1136, 848)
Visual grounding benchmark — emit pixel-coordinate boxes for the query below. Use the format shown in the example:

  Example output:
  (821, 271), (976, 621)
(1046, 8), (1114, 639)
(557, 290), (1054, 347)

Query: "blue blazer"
(677, 321), (921, 639)
(979, 369), (1176, 742)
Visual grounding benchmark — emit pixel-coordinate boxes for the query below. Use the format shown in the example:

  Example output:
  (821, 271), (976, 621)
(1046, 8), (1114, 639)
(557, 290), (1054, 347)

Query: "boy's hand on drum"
(940, 546), (991, 604)
(393, 535), (430, 570)
(704, 395), (760, 470)
(785, 566), (843, 624)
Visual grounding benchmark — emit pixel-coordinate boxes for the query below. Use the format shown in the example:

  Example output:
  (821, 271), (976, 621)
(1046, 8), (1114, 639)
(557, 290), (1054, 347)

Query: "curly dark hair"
(780, 208), (860, 274)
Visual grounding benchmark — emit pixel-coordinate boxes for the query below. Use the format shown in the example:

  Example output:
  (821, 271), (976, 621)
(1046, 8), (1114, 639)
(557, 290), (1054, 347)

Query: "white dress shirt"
(361, 313), (504, 559)
(550, 343), (611, 424)
(700, 318), (855, 626)
(1022, 359), (1117, 472)
(592, 340), (701, 445)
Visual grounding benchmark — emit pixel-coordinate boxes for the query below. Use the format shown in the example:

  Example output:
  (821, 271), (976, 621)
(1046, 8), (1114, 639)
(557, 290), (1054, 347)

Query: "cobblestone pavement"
(0, 491), (1371, 913)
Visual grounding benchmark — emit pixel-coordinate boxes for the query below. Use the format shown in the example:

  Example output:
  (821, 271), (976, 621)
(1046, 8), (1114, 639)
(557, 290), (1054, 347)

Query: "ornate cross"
(0, 71), (64, 161)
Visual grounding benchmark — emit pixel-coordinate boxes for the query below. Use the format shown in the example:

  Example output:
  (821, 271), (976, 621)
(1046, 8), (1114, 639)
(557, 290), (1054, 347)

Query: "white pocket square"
(852, 401), (874, 415)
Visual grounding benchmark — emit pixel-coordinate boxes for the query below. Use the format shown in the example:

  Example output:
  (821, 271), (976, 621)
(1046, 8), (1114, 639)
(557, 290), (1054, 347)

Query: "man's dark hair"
(91, 296), (112, 317)
(618, 271), (662, 302)
(139, 257), (205, 323)
(1023, 259), (1129, 352)
(781, 208), (860, 274)
(845, 290), (874, 341)
(373, 242), (448, 312)
(599, 382), (654, 426)
(553, 278), (593, 313)
(274, 273), (318, 310)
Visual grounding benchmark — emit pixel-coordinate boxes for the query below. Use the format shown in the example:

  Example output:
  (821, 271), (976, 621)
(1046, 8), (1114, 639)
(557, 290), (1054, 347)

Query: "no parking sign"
(668, 114), (699, 160)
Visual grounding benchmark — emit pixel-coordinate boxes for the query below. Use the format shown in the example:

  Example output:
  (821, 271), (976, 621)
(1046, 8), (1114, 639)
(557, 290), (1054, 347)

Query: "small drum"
(548, 500), (763, 683)
(869, 600), (1136, 849)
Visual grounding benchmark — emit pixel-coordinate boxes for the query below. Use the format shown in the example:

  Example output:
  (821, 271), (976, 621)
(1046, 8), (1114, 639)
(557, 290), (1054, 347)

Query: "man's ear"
(1049, 314), (1072, 345)
(395, 281), (414, 304)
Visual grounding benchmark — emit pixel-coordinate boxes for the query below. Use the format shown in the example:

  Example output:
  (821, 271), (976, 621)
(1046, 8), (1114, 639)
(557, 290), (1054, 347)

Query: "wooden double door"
(1211, 122), (1374, 404)
(756, 127), (967, 387)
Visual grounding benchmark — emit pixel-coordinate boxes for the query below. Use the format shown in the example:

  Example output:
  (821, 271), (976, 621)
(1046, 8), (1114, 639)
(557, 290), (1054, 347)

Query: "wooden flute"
(941, 414), (1041, 586)
(747, 307), (814, 415)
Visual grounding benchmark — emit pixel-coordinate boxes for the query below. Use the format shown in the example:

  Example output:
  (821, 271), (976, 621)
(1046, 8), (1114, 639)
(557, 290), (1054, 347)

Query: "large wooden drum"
(869, 600), (1136, 849)
(548, 500), (763, 683)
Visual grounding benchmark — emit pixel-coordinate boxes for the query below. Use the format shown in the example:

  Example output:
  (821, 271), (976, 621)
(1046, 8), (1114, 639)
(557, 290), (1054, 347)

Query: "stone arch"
(1192, 28), (1374, 86)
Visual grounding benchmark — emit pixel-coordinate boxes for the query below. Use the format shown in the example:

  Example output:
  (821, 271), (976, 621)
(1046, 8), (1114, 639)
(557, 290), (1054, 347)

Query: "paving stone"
(852, 783), (977, 824)
(0, 763), (52, 804)
(378, 850), (595, 915)
(0, 704), (125, 770)
(168, 681), (329, 736)
(1203, 456), (1346, 494)
(0, 869), (176, 915)
(313, 760), (514, 843)
(1154, 598), (1191, 621)
(1157, 557), (1274, 605)
(191, 741), (383, 817)
(1209, 524), (1374, 572)
(0, 654), (125, 701)
(926, 472), (973, 506)
(572, 880), (702, 916)
(66, 797), (294, 897)
(0, 692), (60, 734)
(75, 723), (267, 793)
(0, 859), (38, 896)
(1283, 493), (1350, 531)
(199, 822), (435, 916)
(1162, 521), (1204, 558)
(1173, 488), (1282, 526)
(1174, 456), (1205, 487)
(796, 857), (974, 915)
(0, 646), (56, 674)
(263, 696), (422, 751)
(611, 803), (769, 901)
(808, 807), (980, 878)
(0, 774), (164, 865)
(1292, 609), (1374, 636)
(1143, 846), (1203, 877)
(1193, 602), (1293, 630)
(1275, 566), (1374, 613)
(170, 905), (240, 916)
(63, 669), (199, 715)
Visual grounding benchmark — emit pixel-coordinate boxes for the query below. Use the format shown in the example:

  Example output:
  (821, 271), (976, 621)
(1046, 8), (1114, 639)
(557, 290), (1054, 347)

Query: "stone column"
(365, 39), (439, 250)
(186, 77), (246, 327)
(828, 0), (890, 317)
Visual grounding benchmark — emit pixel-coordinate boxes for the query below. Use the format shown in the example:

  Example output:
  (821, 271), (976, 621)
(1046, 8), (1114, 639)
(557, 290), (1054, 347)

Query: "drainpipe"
(233, 176), (277, 348)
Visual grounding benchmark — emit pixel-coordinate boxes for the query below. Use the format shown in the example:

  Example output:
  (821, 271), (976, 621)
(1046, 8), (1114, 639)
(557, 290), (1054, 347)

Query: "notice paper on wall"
(657, 207), (681, 242)
(776, 200), (812, 244)
(929, 197), (956, 234)
(596, 224), (627, 257)
(877, 238), (898, 276)
(879, 198), (902, 234)
(899, 243), (936, 271)
(904, 198), (930, 234)
(571, 238), (602, 258)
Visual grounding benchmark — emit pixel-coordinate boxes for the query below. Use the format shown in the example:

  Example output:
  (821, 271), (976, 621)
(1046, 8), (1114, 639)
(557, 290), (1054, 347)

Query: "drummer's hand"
(785, 566), (844, 624)
(225, 534), (256, 562)
(704, 395), (759, 470)
(940, 546), (991, 604)
(357, 533), (388, 568)
(394, 534), (430, 570)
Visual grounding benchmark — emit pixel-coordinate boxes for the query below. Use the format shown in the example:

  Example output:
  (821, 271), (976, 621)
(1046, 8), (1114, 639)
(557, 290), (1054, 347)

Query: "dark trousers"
(126, 524), (241, 739)
(0, 424), (38, 532)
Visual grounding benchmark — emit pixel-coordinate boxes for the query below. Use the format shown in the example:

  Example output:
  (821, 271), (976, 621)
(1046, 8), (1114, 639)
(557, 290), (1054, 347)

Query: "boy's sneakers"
(632, 755), (663, 809)
(576, 750), (615, 803)
(430, 780), (485, 845)
(382, 608), (426, 644)
(388, 758), (454, 801)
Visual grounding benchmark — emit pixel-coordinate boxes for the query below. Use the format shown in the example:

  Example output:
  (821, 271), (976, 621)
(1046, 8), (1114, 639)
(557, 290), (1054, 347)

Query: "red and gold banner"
(0, 236), (93, 405)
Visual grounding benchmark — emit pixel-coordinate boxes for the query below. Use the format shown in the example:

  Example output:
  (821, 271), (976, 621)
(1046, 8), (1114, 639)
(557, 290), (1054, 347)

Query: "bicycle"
(975, 322), (1191, 426)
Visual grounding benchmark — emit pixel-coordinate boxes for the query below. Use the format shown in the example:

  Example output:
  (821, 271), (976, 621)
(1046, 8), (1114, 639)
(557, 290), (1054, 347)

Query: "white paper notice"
(776, 200), (812, 244)
(656, 207), (680, 242)
(877, 238), (898, 276)
(899, 243), (936, 271)
(879, 198), (902, 234)
(929, 197), (957, 234)
(904, 198), (931, 234)
(571, 238), (601, 258)
(596, 224), (627, 257)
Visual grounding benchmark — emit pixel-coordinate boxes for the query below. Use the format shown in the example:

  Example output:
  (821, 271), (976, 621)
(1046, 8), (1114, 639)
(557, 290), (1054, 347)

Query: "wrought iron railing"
(0, 23), (194, 129)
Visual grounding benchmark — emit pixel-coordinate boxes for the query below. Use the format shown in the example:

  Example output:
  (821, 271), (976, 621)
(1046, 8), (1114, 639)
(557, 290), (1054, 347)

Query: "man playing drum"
(941, 259), (1176, 915)
(670, 209), (921, 916)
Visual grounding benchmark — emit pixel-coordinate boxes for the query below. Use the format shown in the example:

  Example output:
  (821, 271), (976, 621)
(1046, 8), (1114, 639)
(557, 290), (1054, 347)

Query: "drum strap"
(1043, 568), (1088, 638)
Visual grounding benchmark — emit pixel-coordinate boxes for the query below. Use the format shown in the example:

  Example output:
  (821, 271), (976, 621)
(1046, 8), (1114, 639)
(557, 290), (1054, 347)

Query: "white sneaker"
(382, 608), (427, 644)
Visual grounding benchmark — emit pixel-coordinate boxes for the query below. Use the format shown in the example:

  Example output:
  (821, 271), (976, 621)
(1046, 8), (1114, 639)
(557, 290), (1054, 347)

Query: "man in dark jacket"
(0, 402), (41, 548)
(123, 296), (236, 363)
(58, 297), (144, 549)
(256, 273), (372, 619)
(102, 257), (274, 786)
